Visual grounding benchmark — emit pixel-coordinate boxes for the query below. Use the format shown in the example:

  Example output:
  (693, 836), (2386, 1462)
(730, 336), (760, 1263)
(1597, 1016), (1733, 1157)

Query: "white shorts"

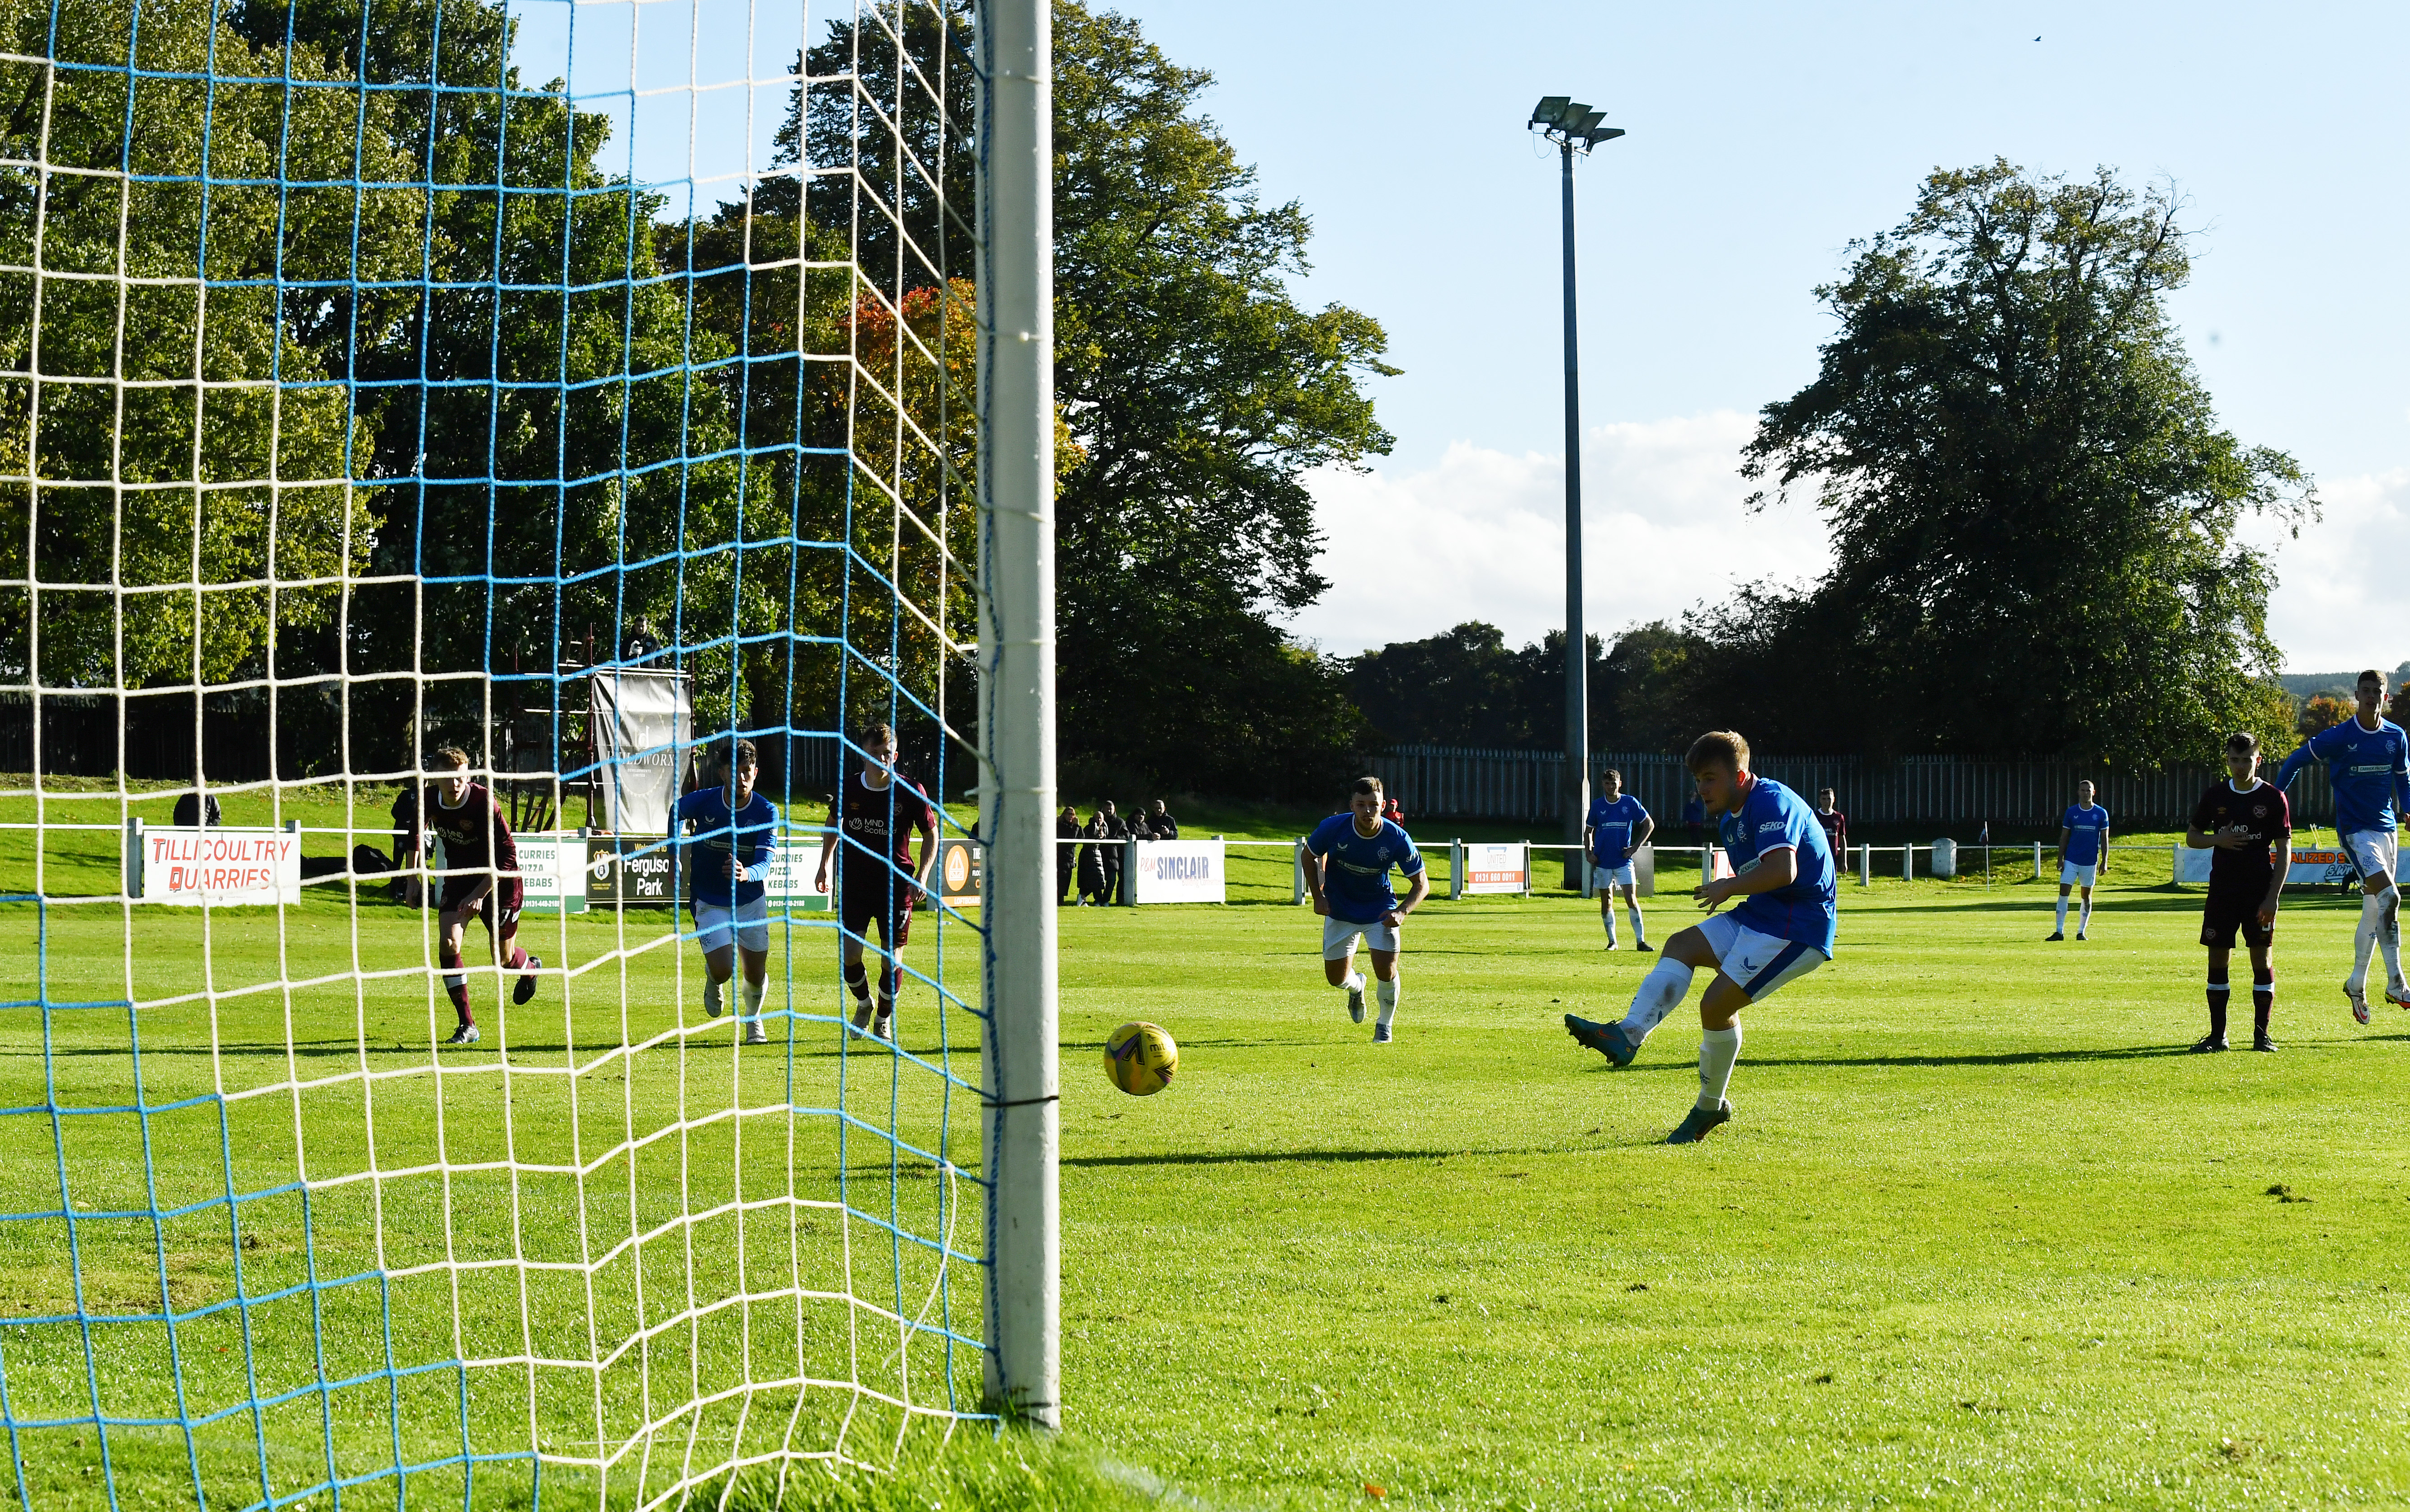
(1698, 912), (1827, 1002)
(2059, 862), (2097, 887)
(1594, 862), (1637, 888)
(693, 895), (770, 953)
(2344, 829), (2399, 885)
(1323, 914), (1400, 959)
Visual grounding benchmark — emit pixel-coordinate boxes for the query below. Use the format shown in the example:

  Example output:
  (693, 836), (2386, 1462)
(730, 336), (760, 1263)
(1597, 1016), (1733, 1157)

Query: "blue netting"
(0, 1), (992, 1504)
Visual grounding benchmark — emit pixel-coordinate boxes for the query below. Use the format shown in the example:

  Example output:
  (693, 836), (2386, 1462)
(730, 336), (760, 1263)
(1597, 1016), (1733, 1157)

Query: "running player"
(813, 722), (935, 1041)
(2271, 668), (2410, 1023)
(675, 738), (780, 1046)
(1564, 731), (1837, 1145)
(404, 746), (540, 1046)
(2051, 783), (2111, 940)
(1303, 776), (1429, 1044)
(1584, 768), (1653, 951)
(2184, 733), (2289, 1053)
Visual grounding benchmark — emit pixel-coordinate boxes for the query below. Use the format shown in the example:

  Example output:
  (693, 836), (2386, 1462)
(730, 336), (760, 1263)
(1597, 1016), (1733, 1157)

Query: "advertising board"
(1127, 839), (1224, 904)
(124, 820), (301, 907)
(585, 835), (679, 908)
(1462, 841), (1528, 895)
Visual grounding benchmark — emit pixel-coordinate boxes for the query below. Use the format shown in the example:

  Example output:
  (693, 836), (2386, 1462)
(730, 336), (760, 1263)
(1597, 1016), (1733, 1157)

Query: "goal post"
(973, 0), (1060, 1431)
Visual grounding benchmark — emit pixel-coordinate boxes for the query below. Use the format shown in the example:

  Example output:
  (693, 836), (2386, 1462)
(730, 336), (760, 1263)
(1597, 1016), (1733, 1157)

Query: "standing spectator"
(1145, 798), (1179, 840)
(1056, 805), (1081, 903)
(1076, 807), (1109, 904)
(1381, 795), (1403, 827)
(1098, 799), (1130, 904)
(173, 786), (223, 828)
(1814, 787), (1847, 859)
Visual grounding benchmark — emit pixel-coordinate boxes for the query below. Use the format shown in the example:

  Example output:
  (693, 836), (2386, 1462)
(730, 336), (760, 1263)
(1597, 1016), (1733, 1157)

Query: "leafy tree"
(785, 1), (1395, 798)
(0, 0), (410, 692)
(1343, 622), (1613, 752)
(1739, 160), (2311, 764)
(2299, 693), (2353, 739)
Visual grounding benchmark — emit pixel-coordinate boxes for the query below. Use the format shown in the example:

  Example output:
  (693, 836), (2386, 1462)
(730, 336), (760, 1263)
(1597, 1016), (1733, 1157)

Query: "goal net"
(0, 0), (1015, 1504)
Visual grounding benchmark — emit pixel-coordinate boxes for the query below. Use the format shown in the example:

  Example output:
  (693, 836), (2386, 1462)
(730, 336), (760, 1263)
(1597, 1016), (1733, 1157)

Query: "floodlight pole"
(1556, 136), (1587, 853)
(977, 0), (1058, 1431)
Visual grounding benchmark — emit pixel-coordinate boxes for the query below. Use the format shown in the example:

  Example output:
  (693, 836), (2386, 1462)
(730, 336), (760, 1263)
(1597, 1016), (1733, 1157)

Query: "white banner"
(759, 838), (833, 911)
(1128, 839), (1225, 904)
(515, 832), (588, 914)
(1462, 841), (1528, 895)
(590, 669), (692, 834)
(126, 821), (301, 907)
(2170, 843), (2345, 888)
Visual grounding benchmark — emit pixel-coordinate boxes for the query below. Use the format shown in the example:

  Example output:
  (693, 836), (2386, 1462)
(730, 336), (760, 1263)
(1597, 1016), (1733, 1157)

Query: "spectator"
(1056, 805), (1082, 902)
(1145, 798), (1179, 840)
(1098, 800), (1131, 904)
(1382, 796), (1403, 827)
(172, 787), (223, 828)
(1076, 807), (1109, 904)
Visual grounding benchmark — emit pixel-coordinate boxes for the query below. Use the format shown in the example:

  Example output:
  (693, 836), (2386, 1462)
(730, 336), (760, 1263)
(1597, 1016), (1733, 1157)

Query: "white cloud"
(1287, 411), (1831, 656)
(2249, 468), (2410, 672)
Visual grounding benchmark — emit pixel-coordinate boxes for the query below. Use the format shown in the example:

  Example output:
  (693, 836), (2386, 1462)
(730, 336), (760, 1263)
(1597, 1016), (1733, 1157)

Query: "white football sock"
(705, 976), (726, 1015)
(2377, 886), (2403, 989)
(1619, 957), (1694, 1041)
(1698, 1024), (1742, 1111)
(2055, 895), (2069, 931)
(1375, 976), (1399, 1029)
(1341, 970), (1364, 994)
(1627, 902), (1646, 943)
(2078, 896), (2093, 933)
(2350, 891), (2382, 991)
(1600, 908), (1617, 944)
(740, 976), (766, 1024)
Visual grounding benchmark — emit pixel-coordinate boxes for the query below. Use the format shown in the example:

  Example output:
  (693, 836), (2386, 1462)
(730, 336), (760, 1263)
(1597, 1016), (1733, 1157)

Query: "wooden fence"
(1381, 746), (2336, 829)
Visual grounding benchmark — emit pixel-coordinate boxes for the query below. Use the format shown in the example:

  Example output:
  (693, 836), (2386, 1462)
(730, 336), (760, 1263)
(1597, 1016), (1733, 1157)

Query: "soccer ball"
(1103, 1021), (1178, 1096)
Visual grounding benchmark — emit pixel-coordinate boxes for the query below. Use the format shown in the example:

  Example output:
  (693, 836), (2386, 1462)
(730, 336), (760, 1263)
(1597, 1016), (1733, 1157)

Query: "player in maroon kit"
(403, 746), (541, 1046)
(2183, 732), (2290, 1053)
(813, 723), (935, 1041)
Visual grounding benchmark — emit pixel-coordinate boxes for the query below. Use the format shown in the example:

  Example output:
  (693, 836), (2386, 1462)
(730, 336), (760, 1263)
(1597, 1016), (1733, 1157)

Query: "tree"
(2299, 694), (2352, 739)
(1739, 160), (2311, 764)
(788, 1), (1396, 798)
(1343, 622), (1614, 751)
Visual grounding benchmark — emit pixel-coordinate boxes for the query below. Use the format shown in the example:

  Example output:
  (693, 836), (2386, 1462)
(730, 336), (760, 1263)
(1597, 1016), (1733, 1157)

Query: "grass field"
(6, 791), (2410, 1508)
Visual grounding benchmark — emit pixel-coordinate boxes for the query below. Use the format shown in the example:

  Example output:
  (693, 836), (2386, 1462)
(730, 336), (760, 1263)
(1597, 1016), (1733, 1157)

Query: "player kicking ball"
(814, 722), (936, 1042)
(2184, 733), (2289, 1053)
(675, 739), (780, 1046)
(1584, 768), (1653, 951)
(1563, 731), (1837, 1144)
(2049, 782), (2110, 940)
(2271, 668), (2410, 1024)
(405, 746), (541, 1047)
(1303, 777), (1428, 1044)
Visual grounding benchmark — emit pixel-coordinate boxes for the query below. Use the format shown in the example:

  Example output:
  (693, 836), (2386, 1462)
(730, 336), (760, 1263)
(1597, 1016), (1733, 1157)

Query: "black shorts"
(441, 873), (524, 936)
(840, 885), (915, 949)
(2200, 894), (2271, 951)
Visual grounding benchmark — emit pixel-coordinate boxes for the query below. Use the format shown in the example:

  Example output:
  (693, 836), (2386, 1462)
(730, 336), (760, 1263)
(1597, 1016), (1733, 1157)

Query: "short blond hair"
(1685, 731), (1750, 772)
(431, 745), (469, 770)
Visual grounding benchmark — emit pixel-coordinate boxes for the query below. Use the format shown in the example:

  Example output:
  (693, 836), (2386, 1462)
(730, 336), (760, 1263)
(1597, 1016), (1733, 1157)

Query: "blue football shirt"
(2273, 718), (2410, 838)
(1586, 794), (1650, 865)
(1307, 814), (1424, 925)
(676, 786), (779, 908)
(1717, 776), (1838, 955)
(2061, 804), (2110, 867)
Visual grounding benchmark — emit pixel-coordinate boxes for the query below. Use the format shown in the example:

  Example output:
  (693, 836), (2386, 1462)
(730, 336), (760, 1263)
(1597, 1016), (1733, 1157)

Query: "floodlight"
(1556, 99), (1592, 129)
(1574, 108), (1606, 137)
(1530, 94), (1569, 127)
(1585, 125), (1627, 146)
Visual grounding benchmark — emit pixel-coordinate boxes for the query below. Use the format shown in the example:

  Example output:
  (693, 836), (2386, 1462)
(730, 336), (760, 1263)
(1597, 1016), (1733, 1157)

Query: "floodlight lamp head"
(1585, 125), (1627, 147)
(1530, 94), (1570, 129)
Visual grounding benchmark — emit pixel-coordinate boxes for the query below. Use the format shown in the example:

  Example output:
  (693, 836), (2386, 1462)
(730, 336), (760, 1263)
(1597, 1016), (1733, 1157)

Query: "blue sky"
(515, 0), (2410, 669)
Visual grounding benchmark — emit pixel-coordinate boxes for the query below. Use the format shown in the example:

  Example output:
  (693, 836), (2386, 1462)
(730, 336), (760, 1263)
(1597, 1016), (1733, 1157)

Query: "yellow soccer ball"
(1103, 1021), (1179, 1096)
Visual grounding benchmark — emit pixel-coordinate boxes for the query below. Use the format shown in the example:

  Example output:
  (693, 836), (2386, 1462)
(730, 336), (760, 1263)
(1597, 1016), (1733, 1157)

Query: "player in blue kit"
(1584, 768), (1654, 950)
(2051, 783), (2111, 940)
(674, 739), (782, 1045)
(1303, 777), (1429, 1044)
(2272, 668), (2410, 1023)
(1564, 731), (1837, 1144)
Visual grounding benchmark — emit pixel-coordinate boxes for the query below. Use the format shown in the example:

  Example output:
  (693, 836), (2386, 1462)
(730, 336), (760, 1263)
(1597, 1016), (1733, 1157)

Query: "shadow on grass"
(1065, 1146), (1456, 1169)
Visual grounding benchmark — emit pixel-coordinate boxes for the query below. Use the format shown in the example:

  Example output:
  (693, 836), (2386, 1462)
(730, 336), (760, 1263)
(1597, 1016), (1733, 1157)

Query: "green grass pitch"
(4, 789), (2409, 1508)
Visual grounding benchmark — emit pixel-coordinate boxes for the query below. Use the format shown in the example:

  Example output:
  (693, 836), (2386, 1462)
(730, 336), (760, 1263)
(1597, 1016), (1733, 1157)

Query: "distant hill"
(2280, 662), (2410, 702)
